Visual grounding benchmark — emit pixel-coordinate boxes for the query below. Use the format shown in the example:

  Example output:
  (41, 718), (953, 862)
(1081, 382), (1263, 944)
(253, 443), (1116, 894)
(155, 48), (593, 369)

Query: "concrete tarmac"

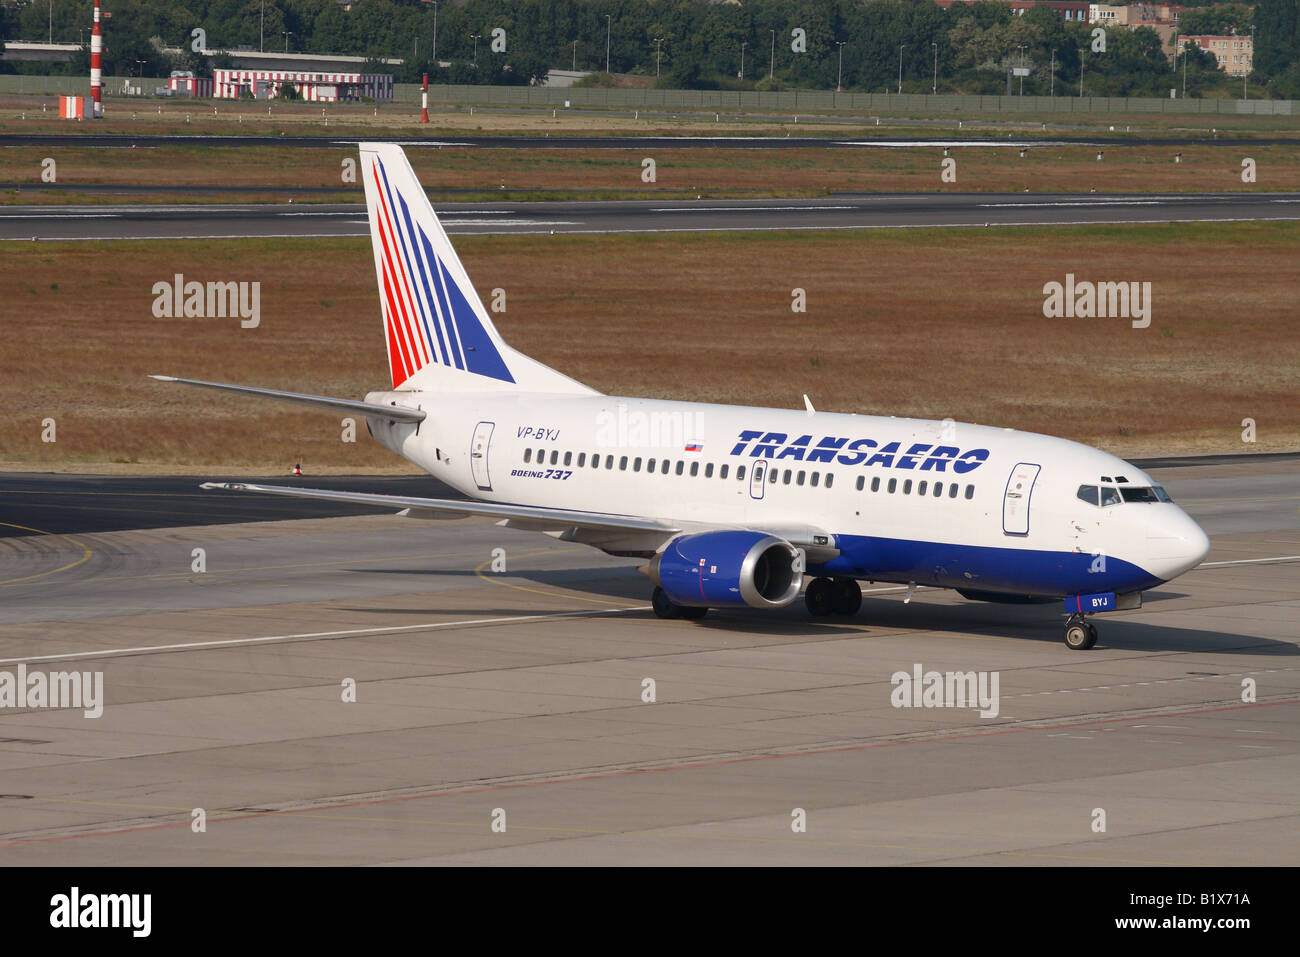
(0, 457), (1295, 864)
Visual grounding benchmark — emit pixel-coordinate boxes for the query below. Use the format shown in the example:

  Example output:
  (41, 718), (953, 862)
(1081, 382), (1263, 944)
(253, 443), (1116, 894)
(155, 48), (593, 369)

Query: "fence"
(393, 83), (1295, 116)
(2, 74), (1291, 116)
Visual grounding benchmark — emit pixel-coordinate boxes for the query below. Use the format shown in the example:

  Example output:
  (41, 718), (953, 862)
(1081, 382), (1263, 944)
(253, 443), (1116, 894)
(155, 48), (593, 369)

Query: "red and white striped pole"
(90, 0), (103, 118)
(421, 73), (429, 123)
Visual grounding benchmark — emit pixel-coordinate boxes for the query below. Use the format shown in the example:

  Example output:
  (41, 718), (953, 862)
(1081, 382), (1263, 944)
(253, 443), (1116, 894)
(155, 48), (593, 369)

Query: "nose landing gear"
(1064, 614), (1098, 650)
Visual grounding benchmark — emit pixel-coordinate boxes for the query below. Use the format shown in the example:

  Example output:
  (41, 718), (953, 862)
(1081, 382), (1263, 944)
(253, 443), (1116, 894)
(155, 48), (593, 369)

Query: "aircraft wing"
(200, 482), (680, 535)
(200, 484), (840, 561)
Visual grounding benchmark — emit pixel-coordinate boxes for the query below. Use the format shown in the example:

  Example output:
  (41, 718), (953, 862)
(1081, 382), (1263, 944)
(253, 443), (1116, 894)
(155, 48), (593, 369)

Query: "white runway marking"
(0, 606), (648, 665)
(1199, 555), (1300, 567)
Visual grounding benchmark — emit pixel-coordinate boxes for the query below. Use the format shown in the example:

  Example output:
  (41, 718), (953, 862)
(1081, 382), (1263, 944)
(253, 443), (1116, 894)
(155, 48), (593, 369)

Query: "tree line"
(3, 0), (1296, 98)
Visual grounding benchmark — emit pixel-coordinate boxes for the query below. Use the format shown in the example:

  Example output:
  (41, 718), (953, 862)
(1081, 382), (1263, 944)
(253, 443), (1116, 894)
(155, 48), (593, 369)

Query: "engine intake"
(649, 531), (803, 609)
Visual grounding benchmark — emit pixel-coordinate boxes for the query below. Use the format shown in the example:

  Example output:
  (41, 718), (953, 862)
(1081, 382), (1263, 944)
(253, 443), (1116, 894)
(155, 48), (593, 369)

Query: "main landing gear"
(804, 577), (862, 618)
(651, 586), (708, 620)
(1063, 614), (1098, 650)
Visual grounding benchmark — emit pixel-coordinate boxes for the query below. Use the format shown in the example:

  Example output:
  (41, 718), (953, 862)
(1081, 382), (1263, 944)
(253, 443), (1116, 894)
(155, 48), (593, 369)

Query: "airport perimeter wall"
(2, 73), (1293, 116)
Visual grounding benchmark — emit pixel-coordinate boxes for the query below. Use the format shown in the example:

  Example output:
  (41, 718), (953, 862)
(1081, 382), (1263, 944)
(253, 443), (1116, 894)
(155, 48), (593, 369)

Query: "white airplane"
(154, 142), (1210, 650)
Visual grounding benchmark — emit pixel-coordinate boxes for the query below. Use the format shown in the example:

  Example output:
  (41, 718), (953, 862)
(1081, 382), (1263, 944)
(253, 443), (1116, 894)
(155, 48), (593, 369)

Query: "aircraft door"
(470, 421), (495, 491)
(1002, 462), (1041, 536)
(749, 460), (767, 500)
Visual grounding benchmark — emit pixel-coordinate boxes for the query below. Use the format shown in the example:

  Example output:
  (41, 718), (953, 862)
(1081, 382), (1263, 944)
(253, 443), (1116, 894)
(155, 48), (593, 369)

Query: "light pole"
(897, 44), (905, 95)
(1017, 44), (1026, 95)
(135, 59), (146, 80)
(836, 41), (845, 92)
(769, 29), (775, 80)
(654, 37), (665, 79)
(49, 0), (53, 43)
(1079, 49), (1084, 97)
(605, 15), (611, 75)
(1182, 41), (1188, 98)
(432, 2), (439, 66)
(260, 1), (264, 53)
(471, 34), (481, 68)
(1050, 48), (1056, 96)
(739, 41), (746, 80)
(932, 41), (938, 94)
(283, 31), (292, 54)
(572, 39), (577, 72)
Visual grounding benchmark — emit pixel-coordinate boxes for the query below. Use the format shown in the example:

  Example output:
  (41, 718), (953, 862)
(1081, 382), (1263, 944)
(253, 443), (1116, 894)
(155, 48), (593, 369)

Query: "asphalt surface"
(2, 132), (1292, 149)
(0, 456), (1295, 865)
(5, 192), (1300, 241)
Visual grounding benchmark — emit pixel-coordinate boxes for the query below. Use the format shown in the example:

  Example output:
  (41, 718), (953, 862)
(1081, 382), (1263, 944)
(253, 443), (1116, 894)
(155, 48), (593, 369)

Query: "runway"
(0, 456), (1295, 864)
(5, 192), (1299, 241)
(2, 133), (1291, 150)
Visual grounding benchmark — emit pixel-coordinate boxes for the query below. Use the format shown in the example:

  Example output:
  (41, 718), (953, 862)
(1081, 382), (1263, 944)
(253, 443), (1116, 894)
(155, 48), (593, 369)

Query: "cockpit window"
(1119, 485), (1172, 504)
(1076, 485), (1099, 506)
(1120, 486), (1159, 503)
(1100, 486), (1122, 507)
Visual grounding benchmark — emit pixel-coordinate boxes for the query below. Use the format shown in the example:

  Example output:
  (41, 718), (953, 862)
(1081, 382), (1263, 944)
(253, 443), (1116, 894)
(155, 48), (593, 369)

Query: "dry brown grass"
(1, 223), (1296, 473)
(3, 143), (1296, 204)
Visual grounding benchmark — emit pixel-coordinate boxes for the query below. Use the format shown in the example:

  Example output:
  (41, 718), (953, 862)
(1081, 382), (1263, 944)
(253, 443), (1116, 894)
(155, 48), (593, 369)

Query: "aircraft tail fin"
(358, 142), (595, 396)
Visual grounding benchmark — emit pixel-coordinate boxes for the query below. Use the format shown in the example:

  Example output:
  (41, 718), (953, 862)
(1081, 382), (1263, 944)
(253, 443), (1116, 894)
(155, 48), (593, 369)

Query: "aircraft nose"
(1145, 509), (1211, 581)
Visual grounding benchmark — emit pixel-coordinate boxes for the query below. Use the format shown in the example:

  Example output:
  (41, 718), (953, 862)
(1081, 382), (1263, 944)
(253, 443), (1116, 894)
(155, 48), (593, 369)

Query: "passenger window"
(690, 462), (699, 477)
(675, 461), (684, 476)
(856, 476), (865, 491)
(737, 465), (746, 481)
(633, 457), (642, 472)
(538, 448), (545, 462)
(918, 480), (927, 495)
(720, 464), (728, 479)
(605, 455), (614, 469)
(619, 455), (628, 471)
(647, 458), (656, 473)
(550, 451), (559, 465)
(903, 479), (912, 495)
(783, 470), (792, 485)
(524, 449), (532, 463)
(811, 472), (819, 487)
(563, 451), (572, 466)
(797, 471), (805, 486)
(770, 468), (778, 484)
(888, 478), (897, 493)
(1101, 486), (1122, 507)
(871, 477), (880, 493)
(948, 484), (958, 498)
(964, 484), (974, 500)
(933, 482), (942, 497)
(661, 459), (670, 474)
(578, 453), (586, 467)
(1076, 485), (1099, 506)
(705, 463), (714, 478)
(825, 473), (833, 489)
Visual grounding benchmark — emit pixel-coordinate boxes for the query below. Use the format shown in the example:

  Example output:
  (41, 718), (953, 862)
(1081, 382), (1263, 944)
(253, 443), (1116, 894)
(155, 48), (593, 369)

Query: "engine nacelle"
(648, 531), (803, 609)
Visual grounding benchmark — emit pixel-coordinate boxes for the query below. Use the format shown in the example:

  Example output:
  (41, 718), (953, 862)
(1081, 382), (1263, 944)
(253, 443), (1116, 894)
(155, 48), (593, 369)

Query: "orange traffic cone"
(293, 462), (303, 475)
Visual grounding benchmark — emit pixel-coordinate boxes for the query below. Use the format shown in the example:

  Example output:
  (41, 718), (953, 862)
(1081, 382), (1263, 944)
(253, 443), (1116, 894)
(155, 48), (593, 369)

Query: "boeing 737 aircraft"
(154, 142), (1210, 650)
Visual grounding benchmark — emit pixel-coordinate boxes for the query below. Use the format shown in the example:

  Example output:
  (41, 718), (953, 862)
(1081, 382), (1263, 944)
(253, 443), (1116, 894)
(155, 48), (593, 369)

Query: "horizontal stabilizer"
(149, 375), (426, 422)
